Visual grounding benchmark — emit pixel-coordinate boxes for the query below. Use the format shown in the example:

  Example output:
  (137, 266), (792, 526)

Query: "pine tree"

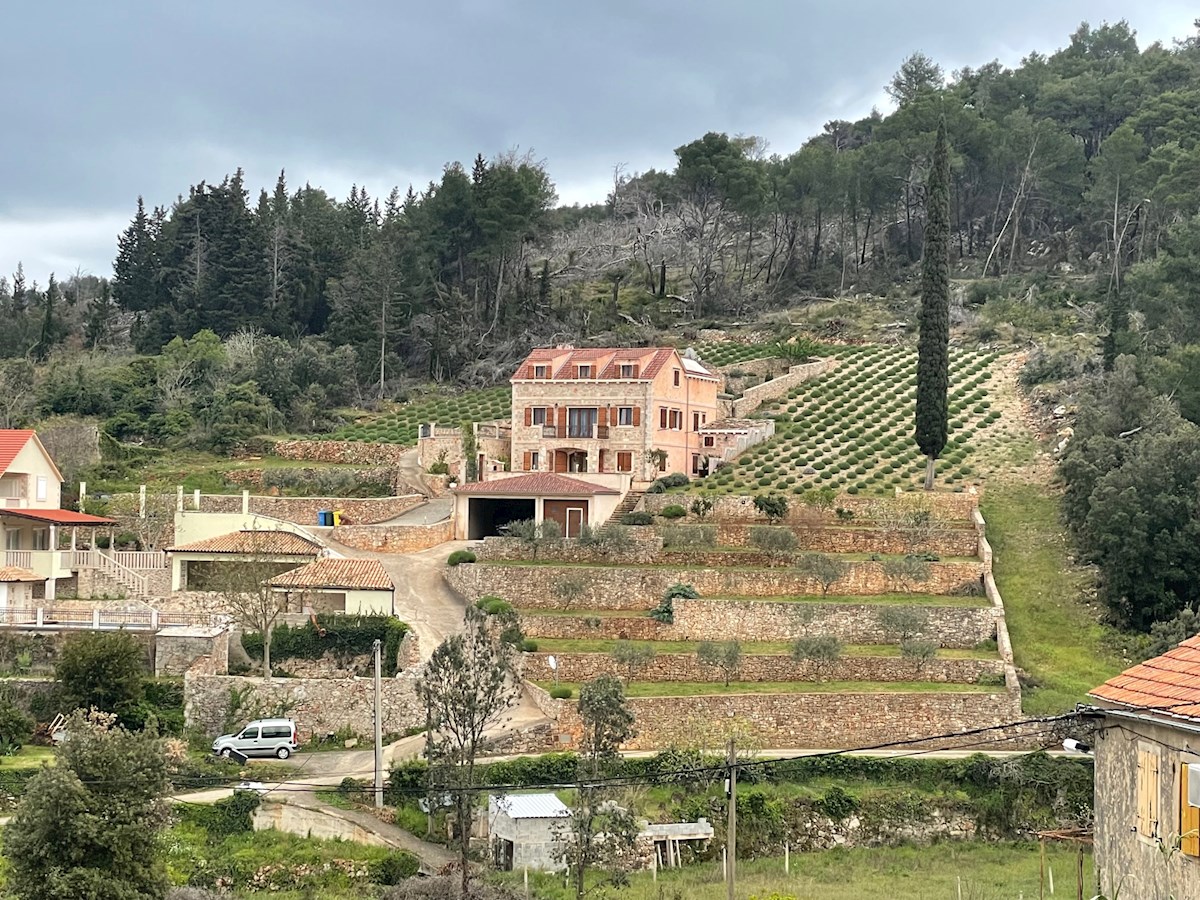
(10, 263), (26, 313)
(113, 197), (159, 312)
(85, 282), (116, 349)
(34, 273), (63, 361)
(915, 119), (951, 491)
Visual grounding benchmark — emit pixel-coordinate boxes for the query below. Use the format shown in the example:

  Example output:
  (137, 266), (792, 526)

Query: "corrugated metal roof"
(167, 530), (322, 555)
(491, 793), (570, 819)
(454, 473), (620, 496)
(269, 558), (394, 591)
(1090, 634), (1200, 721)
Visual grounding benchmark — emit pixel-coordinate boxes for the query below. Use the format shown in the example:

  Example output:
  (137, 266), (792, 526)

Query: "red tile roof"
(269, 558), (394, 591)
(167, 530), (322, 555)
(1090, 634), (1200, 721)
(0, 430), (35, 476)
(511, 347), (715, 382)
(2, 509), (115, 525)
(0, 566), (42, 583)
(454, 473), (620, 496)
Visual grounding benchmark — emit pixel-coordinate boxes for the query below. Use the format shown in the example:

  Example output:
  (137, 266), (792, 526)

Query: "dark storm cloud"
(2, 0), (1195, 280)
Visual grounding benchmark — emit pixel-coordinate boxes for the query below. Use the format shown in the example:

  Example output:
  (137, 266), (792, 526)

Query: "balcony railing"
(541, 425), (610, 440)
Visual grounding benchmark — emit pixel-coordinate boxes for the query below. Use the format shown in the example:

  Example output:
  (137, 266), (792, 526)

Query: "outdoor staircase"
(74, 551), (154, 599)
(606, 489), (645, 525)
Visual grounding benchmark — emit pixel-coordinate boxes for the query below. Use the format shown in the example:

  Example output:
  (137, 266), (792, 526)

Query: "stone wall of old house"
(331, 519), (454, 553)
(518, 599), (997, 648)
(443, 560), (986, 610)
(524, 651), (1003, 685)
(271, 440), (412, 465)
(183, 672), (424, 739)
(195, 493), (424, 527)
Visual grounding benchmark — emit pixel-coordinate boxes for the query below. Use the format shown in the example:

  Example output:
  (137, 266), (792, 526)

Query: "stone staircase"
(606, 489), (645, 525)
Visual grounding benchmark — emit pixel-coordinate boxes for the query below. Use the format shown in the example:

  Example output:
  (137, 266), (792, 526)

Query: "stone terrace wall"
(184, 673), (423, 739)
(643, 491), (981, 527)
(709, 523), (979, 557)
(474, 531), (664, 566)
(271, 440), (411, 465)
(550, 689), (1023, 751)
(731, 358), (839, 418)
(444, 561), (986, 610)
(198, 493), (424, 526)
(332, 519), (454, 553)
(519, 598), (997, 647)
(526, 651), (1003, 685)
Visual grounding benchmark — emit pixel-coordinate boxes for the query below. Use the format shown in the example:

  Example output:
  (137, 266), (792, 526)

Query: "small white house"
(268, 558), (396, 615)
(488, 793), (571, 872)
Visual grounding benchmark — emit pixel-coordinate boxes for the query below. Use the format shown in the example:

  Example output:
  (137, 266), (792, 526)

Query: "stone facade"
(332, 519), (454, 553)
(730, 358), (839, 418)
(525, 651), (1003, 685)
(518, 598), (997, 648)
(549, 689), (1023, 751)
(271, 439), (412, 465)
(196, 493), (424, 527)
(444, 560), (986, 610)
(184, 672), (423, 739)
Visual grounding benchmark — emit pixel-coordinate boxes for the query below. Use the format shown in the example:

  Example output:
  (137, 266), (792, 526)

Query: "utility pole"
(373, 639), (383, 808)
(726, 737), (737, 900)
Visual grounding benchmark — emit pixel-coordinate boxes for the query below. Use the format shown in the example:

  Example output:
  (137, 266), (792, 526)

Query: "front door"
(565, 507), (584, 538)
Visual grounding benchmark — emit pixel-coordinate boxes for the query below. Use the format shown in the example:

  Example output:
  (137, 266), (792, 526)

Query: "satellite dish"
(547, 655), (558, 671)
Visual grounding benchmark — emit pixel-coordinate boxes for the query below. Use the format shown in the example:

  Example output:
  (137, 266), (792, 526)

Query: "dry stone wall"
(184, 672), (423, 739)
(526, 651), (1003, 685)
(730, 357), (839, 417)
(444, 561), (985, 609)
(519, 598), (997, 647)
(474, 531), (663, 565)
(709, 523), (979, 557)
(642, 491), (981, 527)
(197, 493), (424, 526)
(271, 440), (412, 465)
(332, 519), (453, 553)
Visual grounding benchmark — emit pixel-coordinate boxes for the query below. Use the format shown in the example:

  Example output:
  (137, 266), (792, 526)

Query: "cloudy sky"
(3, 1), (1196, 284)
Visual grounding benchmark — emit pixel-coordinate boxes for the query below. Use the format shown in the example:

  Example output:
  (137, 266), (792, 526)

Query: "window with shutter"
(532, 407), (547, 425)
(659, 408), (668, 429)
(1137, 744), (1161, 840)
(617, 451), (632, 472)
(1182, 759), (1200, 857)
(632, 407), (641, 426)
(524, 408), (532, 427)
(618, 407), (633, 426)
(530, 451), (539, 470)
(522, 451), (532, 470)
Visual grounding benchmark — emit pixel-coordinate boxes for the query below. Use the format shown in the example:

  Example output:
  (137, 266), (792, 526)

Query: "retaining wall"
(708, 523), (979, 557)
(197, 494), (424, 527)
(642, 491), (981, 527)
(332, 519), (454, 553)
(271, 440), (412, 465)
(730, 358), (839, 417)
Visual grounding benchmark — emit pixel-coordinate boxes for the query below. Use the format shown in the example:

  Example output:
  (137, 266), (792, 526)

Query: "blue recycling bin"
(318, 509), (332, 526)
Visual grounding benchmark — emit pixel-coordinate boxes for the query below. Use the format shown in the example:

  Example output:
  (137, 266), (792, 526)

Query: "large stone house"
(1089, 635), (1200, 898)
(509, 346), (722, 483)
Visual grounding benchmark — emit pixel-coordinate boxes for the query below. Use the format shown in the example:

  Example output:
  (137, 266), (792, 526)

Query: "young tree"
(880, 555), (933, 593)
(418, 606), (520, 897)
(795, 553), (848, 596)
(877, 606), (930, 645)
(753, 494), (789, 523)
(901, 639), (940, 675)
(915, 119), (951, 491)
(748, 525), (799, 559)
(4, 710), (170, 900)
(555, 675), (638, 900)
(610, 640), (656, 682)
(206, 534), (294, 678)
(696, 640), (742, 686)
(791, 634), (843, 682)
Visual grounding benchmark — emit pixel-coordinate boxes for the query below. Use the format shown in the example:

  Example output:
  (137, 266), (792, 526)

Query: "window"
(618, 407), (633, 426)
(691, 454), (702, 475)
(668, 409), (683, 430)
(1181, 760), (1200, 857)
(530, 452), (540, 470)
(659, 407), (668, 429)
(261, 726), (291, 739)
(32, 529), (49, 551)
(673, 370), (680, 387)
(658, 454), (667, 472)
(35, 476), (47, 503)
(703, 435), (715, 448)
(577, 365), (592, 378)
(534, 365), (548, 378)
(616, 451), (632, 473)
(531, 407), (547, 426)
(5, 530), (19, 551)
(1136, 743), (1161, 840)
(239, 727), (259, 740)
(693, 412), (701, 431)
(567, 407), (597, 438)
(620, 364), (635, 378)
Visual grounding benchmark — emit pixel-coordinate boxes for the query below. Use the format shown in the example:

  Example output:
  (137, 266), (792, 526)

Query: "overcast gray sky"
(3, 1), (1196, 284)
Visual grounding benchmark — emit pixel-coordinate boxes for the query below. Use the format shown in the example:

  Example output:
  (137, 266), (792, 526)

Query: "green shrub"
(549, 686), (573, 700)
(370, 852), (420, 885)
(748, 525), (798, 557)
(475, 596), (514, 616)
(661, 524), (716, 549)
(242, 615), (409, 676)
(446, 549), (476, 566)
(520, 640), (539, 653)
(660, 504), (687, 519)
(621, 511), (654, 526)
(753, 494), (789, 523)
(57, 631), (146, 715)
(0, 700), (32, 753)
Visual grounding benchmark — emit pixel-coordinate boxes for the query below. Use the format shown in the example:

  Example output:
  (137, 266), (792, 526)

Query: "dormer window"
(534, 365), (548, 379)
(620, 364), (635, 378)
(577, 365), (592, 378)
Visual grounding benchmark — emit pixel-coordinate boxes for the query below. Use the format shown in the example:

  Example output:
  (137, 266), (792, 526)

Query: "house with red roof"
(1088, 635), (1200, 896)
(451, 472), (623, 540)
(509, 346), (722, 484)
(0, 430), (114, 600)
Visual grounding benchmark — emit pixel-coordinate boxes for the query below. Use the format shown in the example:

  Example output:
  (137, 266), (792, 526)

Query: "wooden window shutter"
(659, 407), (667, 429)
(524, 407), (532, 427)
(1182, 762), (1200, 856)
(557, 407), (567, 432)
(1137, 748), (1149, 836)
(632, 407), (641, 426)
(522, 451), (532, 471)
(599, 407), (609, 428)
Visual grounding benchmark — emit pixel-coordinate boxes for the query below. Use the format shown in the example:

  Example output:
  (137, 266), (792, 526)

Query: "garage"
(467, 497), (536, 540)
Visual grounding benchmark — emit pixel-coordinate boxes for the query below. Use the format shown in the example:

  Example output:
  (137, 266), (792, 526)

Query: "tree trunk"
(262, 632), (272, 680)
(924, 455), (936, 491)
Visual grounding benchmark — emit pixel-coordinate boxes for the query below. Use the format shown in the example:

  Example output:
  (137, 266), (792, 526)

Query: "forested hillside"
(1, 20), (1199, 636)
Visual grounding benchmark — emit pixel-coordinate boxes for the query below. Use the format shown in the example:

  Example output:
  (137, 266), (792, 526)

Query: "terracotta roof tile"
(1090, 633), (1200, 722)
(511, 347), (714, 383)
(0, 430), (35, 476)
(167, 530), (322, 555)
(454, 473), (620, 496)
(269, 558), (394, 591)
(0, 566), (42, 583)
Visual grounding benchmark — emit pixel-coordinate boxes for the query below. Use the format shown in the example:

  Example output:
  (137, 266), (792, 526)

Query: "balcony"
(541, 425), (610, 440)
(4, 550), (71, 580)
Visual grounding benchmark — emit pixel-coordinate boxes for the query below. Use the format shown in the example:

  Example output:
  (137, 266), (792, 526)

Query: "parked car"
(212, 718), (299, 759)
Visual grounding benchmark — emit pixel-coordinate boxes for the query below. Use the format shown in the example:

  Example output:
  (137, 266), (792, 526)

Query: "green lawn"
(536, 680), (997, 697)
(983, 482), (1126, 715)
(0, 746), (54, 770)
(502, 842), (1093, 900)
(531, 638), (997, 659)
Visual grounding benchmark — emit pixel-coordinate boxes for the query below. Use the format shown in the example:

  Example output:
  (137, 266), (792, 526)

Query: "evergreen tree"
(34, 273), (64, 361)
(10, 262), (26, 313)
(113, 197), (160, 312)
(85, 282), (117, 349)
(915, 119), (951, 491)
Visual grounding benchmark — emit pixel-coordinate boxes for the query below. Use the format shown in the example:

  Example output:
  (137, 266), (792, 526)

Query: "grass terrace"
(694, 341), (782, 368)
(535, 680), (998, 697)
(487, 554), (982, 566)
(690, 344), (1001, 496)
(530, 638), (999, 659)
(329, 385), (512, 444)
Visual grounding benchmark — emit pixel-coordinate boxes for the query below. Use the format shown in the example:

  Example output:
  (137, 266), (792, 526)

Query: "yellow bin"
(332, 509), (343, 526)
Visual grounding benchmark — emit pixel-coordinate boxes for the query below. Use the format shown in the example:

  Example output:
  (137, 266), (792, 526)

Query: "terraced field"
(331, 386), (512, 444)
(694, 341), (780, 367)
(692, 344), (1000, 496)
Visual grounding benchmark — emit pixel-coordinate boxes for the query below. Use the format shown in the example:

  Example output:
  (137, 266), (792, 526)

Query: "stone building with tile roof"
(268, 558), (396, 615)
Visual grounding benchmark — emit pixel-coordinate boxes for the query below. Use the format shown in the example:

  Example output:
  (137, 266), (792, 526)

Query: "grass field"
(689, 344), (1000, 496)
(330, 385), (511, 444)
(982, 482), (1126, 715)
(502, 842), (1094, 900)
(531, 638), (997, 659)
(0, 746), (53, 770)
(536, 680), (997, 697)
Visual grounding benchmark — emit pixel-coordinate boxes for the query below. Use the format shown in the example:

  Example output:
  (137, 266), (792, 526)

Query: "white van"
(212, 718), (299, 759)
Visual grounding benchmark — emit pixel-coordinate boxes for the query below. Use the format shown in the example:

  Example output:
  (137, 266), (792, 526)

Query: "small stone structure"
(155, 625), (229, 676)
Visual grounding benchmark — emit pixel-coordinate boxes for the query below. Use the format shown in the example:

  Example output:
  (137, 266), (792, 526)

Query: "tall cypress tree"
(915, 119), (951, 491)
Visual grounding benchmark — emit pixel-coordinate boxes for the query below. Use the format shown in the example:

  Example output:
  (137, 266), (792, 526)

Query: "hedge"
(242, 614), (409, 676)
